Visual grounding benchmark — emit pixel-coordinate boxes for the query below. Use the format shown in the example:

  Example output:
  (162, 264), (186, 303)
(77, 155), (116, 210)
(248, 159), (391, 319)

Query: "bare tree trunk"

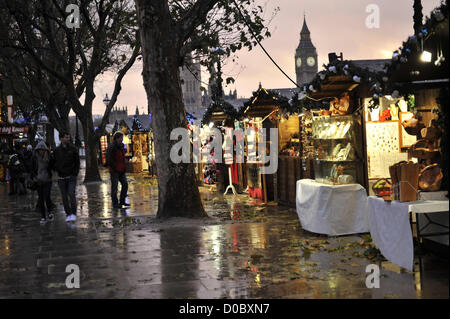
(136, 1), (206, 219)
(80, 116), (101, 183)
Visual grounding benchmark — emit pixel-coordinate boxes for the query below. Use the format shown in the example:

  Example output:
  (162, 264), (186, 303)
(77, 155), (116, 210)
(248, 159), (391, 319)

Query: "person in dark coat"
(31, 141), (54, 224)
(7, 145), (27, 195)
(106, 131), (130, 208)
(52, 131), (80, 222)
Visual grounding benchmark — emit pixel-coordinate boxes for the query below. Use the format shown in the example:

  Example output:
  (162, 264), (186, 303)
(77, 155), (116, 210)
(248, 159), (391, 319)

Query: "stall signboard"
(0, 126), (28, 135)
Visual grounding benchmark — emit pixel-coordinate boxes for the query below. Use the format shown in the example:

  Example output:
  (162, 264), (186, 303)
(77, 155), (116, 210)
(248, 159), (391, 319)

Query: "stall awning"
(241, 87), (282, 118)
(308, 75), (360, 100)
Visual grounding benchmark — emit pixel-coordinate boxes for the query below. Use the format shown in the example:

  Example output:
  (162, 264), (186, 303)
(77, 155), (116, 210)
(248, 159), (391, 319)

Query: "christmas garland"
(379, 1), (449, 104)
(386, 2), (448, 76)
(201, 99), (241, 125)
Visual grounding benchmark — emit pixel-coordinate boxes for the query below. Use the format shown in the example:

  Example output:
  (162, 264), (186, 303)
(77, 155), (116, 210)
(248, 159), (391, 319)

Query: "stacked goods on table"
(403, 118), (443, 194)
(389, 161), (421, 202)
(372, 178), (393, 201)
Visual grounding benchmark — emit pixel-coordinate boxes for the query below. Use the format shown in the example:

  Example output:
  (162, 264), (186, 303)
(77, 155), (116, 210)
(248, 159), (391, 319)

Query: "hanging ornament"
(352, 75), (361, 83)
(328, 66), (337, 73)
(373, 94), (379, 100)
(408, 35), (417, 43)
(435, 42), (446, 66)
(434, 10), (444, 22)
(319, 73), (326, 80)
(392, 52), (400, 61)
(391, 90), (400, 99)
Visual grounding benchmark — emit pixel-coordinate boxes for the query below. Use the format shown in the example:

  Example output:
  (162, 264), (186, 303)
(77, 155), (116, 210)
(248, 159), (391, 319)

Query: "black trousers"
(110, 171), (128, 205)
(37, 181), (52, 219)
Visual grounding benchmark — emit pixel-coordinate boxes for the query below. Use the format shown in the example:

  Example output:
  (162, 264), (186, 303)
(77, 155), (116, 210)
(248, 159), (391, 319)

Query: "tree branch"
(95, 39), (141, 140)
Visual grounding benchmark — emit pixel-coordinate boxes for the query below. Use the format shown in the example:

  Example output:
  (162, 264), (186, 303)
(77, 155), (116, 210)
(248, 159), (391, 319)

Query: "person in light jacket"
(31, 141), (54, 224)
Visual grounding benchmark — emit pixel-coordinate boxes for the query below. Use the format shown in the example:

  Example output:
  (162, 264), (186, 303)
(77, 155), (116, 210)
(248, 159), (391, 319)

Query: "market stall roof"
(386, 4), (448, 90)
(304, 59), (390, 101)
(240, 86), (284, 118)
(201, 99), (241, 124)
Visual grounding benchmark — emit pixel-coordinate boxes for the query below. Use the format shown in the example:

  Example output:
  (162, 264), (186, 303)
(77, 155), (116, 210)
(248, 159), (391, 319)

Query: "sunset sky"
(91, 0), (442, 115)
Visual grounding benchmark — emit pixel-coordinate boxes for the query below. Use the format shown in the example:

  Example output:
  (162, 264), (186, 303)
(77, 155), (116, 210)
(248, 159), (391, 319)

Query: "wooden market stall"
(129, 116), (154, 174)
(200, 101), (241, 193)
(240, 86), (294, 204)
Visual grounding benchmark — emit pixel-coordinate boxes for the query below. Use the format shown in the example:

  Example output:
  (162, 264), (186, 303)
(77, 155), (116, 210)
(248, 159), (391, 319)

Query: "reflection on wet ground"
(0, 165), (448, 299)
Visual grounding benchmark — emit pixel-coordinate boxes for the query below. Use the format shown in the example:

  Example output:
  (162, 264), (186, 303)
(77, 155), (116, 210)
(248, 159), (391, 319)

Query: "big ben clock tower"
(295, 15), (318, 86)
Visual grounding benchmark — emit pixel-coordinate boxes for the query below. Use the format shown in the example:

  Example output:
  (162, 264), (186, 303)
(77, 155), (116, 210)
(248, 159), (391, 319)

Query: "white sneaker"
(66, 215), (72, 222)
(40, 218), (46, 225)
(48, 213), (54, 221)
(71, 215), (77, 222)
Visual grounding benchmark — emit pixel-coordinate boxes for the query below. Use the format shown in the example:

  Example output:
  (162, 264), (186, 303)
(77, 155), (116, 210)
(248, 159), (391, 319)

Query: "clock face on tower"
(296, 57), (302, 67)
(307, 56), (315, 67)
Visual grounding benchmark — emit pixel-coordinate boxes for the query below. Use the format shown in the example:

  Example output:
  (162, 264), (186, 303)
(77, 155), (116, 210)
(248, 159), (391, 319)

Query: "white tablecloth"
(367, 196), (449, 271)
(367, 197), (414, 271)
(296, 179), (369, 236)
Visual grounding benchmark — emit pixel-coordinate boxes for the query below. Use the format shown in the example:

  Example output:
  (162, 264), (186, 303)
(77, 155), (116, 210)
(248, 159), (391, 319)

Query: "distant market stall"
(0, 123), (29, 181)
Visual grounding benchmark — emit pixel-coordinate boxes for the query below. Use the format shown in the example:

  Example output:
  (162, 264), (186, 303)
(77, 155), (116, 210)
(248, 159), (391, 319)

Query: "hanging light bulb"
(420, 50), (432, 63)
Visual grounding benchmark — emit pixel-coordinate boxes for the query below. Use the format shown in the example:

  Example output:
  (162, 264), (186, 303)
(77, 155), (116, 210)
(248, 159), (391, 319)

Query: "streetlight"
(103, 93), (111, 107)
(210, 47), (226, 100)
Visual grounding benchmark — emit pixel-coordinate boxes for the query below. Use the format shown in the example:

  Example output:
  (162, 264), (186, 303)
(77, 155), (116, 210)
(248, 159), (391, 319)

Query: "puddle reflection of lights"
(328, 276), (337, 289)
(0, 235), (10, 256)
(101, 183), (110, 217)
(255, 273), (261, 288)
(202, 226), (222, 271)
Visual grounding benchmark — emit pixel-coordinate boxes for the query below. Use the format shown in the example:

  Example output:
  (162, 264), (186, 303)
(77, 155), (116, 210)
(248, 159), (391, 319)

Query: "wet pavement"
(0, 162), (448, 299)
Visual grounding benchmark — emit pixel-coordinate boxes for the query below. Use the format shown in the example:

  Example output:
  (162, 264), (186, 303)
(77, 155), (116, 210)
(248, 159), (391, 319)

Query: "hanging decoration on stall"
(380, 2), (449, 103)
(132, 116), (144, 132)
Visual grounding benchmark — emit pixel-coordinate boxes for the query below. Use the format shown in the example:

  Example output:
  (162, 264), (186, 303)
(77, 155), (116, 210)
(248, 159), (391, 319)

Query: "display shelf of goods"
(312, 114), (364, 185)
(300, 114), (314, 159)
(279, 133), (300, 157)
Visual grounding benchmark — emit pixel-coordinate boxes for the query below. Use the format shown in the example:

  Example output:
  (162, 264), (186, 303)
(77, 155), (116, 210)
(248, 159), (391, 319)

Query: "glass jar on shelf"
(312, 114), (365, 185)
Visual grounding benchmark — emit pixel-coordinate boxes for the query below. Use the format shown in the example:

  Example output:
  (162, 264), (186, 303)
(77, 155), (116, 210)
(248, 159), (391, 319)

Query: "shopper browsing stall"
(106, 131), (130, 209)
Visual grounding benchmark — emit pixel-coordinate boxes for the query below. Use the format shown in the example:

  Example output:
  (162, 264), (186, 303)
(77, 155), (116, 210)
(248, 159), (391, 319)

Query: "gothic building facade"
(180, 58), (203, 113)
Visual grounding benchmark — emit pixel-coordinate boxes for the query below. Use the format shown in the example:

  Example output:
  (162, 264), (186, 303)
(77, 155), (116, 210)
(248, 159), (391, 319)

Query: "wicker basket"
(409, 139), (440, 160)
(419, 163), (443, 192)
(372, 178), (393, 197)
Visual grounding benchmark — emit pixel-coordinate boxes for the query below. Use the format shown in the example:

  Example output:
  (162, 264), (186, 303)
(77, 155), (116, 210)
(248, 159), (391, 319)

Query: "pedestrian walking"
(106, 131), (130, 208)
(52, 131), (80, 222)
(7, 145), (27, 195)
(31, 141), (54, 224)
